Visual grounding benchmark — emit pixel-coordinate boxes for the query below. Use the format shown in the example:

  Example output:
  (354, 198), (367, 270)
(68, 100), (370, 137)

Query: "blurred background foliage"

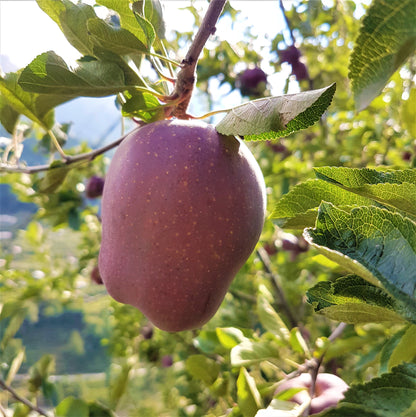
(0, 0), (415, 416)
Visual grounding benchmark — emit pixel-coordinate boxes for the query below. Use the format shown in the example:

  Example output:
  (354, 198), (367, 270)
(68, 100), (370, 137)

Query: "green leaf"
(257, 294), (290, 341)
(237, 367), (262, 417)
(0, 94), (20, 134)
(386, 325), (416, 372)
(28, 354), (55, 393)
(143, 0), (166, 39)
(349, 0), (416, 111)
(271, 179), (373, 228)
(402, 87), (416, 137)
(109, 364), (131, 409)
(307, 275), (408, 324)
(185, 354), (220, 386)
(216, 327), (248, 349)
(0, 72), (64, 129)
(121, 90), (165, 122)
(19, 51), (132, 97)
(215, 83), (336, 140)
(88, 402), (116, 417)
(55, 397), (89, 417)
(97, 0), (155, 49)
(315, 167), (416, 218)
(34, 161), (70, 194)
(319, 363), (416, 417)
(87, 18), (148, 55)
(305, 203), (416, 320)
(37, 0), (96, 56)
(231, 339), (280, 367)
(5, 348), (25, 385)
(0, 310), (26, 350)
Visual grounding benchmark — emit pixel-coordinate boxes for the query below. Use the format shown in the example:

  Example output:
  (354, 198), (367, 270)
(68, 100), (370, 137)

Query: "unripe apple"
(86, 176), (105, 199)
(275, 373), (348, 415)
(99, 120), (266, 332)
(237, 67), (268, 97)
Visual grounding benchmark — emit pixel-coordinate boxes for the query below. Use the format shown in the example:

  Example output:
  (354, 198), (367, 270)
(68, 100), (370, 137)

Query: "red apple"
(99, 119), (266, 331)
(275, 373), (349, 415)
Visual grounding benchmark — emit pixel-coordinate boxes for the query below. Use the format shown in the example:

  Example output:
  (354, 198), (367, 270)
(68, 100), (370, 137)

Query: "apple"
(275, 373), (349, 415)
(99, 119), (266, 332)
(237, 67), (268, 97)
(90, 265), (103, 285)
(161, 355), (173, 368)
(86, 176), (105, 199)
(278, 45), (301, 66)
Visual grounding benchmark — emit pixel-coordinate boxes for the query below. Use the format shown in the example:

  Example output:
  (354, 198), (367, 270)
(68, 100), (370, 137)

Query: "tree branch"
(0, 132), (129, 174)
(256, 247), (298, 328)
(167, 0), (227, 119)
(0, 379), (50, 417)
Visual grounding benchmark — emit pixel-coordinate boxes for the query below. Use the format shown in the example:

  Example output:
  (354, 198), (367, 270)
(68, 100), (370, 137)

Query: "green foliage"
(1, 0), (415, 416)
(349, 0), (416, 111)
(216, 83), (336, 140)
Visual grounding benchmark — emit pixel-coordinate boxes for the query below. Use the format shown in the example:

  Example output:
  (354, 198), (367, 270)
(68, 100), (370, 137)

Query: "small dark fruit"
(86, 176), (105, 199)
(236, 67), (268, 97)
(278, 45), (301, 66)
(161, 355), (173, 368)
(141, 324), (154, 340)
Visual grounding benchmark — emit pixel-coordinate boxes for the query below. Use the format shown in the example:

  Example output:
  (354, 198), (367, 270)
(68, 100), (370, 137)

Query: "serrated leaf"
(55, 397), (89, 417)
(307, 275), (408, 324)
(237, 367), (262, 417)
(19, 51), (132, 97)
(0, 72), (65, 129)
(271, 179), (373, 228)
(37, 0), (97, 56)
(305, 202), (416, 320)
(97, 0), (155, 49)
(315, 167), (416, 218)
(87, 18), (148, 55)
(323, 363), (416, 417)
(349, 0), (416, 111)
(216, 83), (336, 140)
(185, 354), (220, 386)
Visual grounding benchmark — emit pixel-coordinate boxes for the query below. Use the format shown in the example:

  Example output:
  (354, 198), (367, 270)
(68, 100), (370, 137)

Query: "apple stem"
(165, 0), (227, 119)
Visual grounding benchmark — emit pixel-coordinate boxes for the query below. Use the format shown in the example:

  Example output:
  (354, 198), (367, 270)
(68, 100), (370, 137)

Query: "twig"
(306, 322), (347, 416)
(0, 131), (130, 174)
(166, 0), (227, 119)
(256, 247), (298, 328)
(0, 379), (50, 417)
(279, 0), (295, 45)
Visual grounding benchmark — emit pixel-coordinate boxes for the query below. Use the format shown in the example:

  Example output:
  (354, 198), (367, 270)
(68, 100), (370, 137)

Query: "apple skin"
(99, 119), (266, 332)
(275, 373), (349, 415)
